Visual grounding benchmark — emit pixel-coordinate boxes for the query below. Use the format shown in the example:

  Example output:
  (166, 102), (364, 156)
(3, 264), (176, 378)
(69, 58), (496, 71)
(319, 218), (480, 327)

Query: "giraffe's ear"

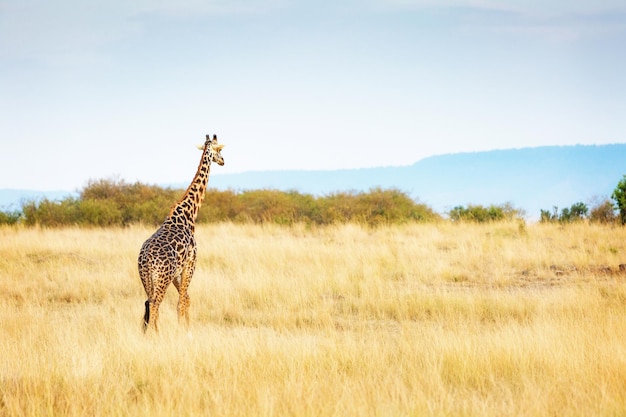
(214, 144), (225, 151)
(195, 144), (204, 150)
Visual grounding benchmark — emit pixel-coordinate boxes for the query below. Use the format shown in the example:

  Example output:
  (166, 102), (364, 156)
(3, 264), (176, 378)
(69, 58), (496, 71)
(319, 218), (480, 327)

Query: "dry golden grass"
(1, 222), (626, 416)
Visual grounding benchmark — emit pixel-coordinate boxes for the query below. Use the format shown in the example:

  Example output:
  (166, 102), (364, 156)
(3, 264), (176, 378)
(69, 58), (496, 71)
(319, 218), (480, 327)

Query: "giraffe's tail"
(143, 300), (150, 332)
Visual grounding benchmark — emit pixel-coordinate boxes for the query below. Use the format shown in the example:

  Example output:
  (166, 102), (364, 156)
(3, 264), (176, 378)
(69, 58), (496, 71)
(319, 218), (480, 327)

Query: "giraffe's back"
(138, 222), (195, 297)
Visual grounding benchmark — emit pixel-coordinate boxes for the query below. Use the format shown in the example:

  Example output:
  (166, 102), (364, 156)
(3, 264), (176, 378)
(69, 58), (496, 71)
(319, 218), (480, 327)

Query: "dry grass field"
(1, 222), (625, 416)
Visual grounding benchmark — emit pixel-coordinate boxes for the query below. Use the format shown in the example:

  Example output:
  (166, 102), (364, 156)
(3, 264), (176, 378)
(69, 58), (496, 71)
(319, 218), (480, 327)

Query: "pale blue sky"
(1, 0), (625, 190)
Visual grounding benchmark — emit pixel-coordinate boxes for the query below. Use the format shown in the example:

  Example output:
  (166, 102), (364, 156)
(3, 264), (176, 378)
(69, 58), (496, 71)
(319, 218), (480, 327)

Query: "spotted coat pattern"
(138, 134), (224, 332)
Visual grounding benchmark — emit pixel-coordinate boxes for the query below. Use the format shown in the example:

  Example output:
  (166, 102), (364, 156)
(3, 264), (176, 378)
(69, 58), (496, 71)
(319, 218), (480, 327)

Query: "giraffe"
(138, 134), (225, 332)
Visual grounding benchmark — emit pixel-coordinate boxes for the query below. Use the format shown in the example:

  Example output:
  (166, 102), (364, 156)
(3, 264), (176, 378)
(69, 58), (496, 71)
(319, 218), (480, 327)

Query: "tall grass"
(1, 222), (625, 416)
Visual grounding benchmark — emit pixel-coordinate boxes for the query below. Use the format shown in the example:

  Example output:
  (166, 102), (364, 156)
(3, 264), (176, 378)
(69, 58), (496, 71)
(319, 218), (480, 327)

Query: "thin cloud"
(372, 0), (626, 17)
(369, 0), (626, 43)
(131, 0), (290, 17)
(486, 17), (626, 43)
(0, 0), (288, 64)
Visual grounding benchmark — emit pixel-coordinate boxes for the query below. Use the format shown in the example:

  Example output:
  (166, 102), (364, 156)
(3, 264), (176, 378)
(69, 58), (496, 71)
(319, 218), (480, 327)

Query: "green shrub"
(0, 210), (21, 225)
(233, 189), (312, 225)
(559, 202), (588, 223)
(589, 199), (616, 224)
(539, 202), (589, 223)
(17, 178), (440, 227)
(22, 198), (81, 227)
(449, 203), (522, 223)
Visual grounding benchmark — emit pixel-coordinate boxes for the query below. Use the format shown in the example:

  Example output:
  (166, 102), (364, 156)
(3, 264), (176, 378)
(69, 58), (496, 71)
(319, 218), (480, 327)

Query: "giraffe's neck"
(167, 147), (213, 227)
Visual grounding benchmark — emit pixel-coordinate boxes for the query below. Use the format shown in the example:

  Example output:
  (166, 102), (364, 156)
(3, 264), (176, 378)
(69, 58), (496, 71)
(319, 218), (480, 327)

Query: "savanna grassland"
(1, 222), (625, 416)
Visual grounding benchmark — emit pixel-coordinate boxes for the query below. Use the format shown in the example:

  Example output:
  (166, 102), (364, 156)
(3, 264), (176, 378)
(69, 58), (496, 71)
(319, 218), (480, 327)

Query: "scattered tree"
(560, 202), (588, 223)
(589, 199), (616, 224)
(612, 175), (626, 225)
(540, 202), (588, 223)
(448, 202), (523, 222)
(540, 207), (559, 223)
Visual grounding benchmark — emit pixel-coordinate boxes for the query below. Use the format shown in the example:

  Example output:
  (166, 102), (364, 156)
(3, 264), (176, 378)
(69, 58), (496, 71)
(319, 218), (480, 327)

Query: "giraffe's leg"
(147, 277), (170, 332)
(174, 274), (191, 327)
(148, 299), (162, 332)
(178, 291), (191, 326)
(176, 250), (197, 327)
(139, 264), (153, 332)
(172, 277), (187, 326)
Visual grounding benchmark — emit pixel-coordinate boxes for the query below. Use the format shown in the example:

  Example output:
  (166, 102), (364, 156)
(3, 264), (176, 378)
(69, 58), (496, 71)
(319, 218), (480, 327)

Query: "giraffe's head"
(198, 134), (225, 166)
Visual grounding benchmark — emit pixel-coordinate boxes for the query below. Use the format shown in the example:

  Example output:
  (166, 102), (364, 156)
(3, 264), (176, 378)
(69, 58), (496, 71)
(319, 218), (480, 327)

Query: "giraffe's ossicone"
(138, 134), (224, 332)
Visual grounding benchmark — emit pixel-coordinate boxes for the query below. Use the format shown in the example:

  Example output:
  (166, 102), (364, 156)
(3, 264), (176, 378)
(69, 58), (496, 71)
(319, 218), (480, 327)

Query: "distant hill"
(208, 144), (626, 219)
(2, 144), (625, 219)
(0, 189), (78, 211)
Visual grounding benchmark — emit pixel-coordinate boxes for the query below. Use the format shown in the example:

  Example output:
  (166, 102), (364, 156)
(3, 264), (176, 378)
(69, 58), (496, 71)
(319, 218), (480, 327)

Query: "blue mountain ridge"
(0, 189), (78, 211)
(2, 144), (625, 220)
(207, 144), (626, 219)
